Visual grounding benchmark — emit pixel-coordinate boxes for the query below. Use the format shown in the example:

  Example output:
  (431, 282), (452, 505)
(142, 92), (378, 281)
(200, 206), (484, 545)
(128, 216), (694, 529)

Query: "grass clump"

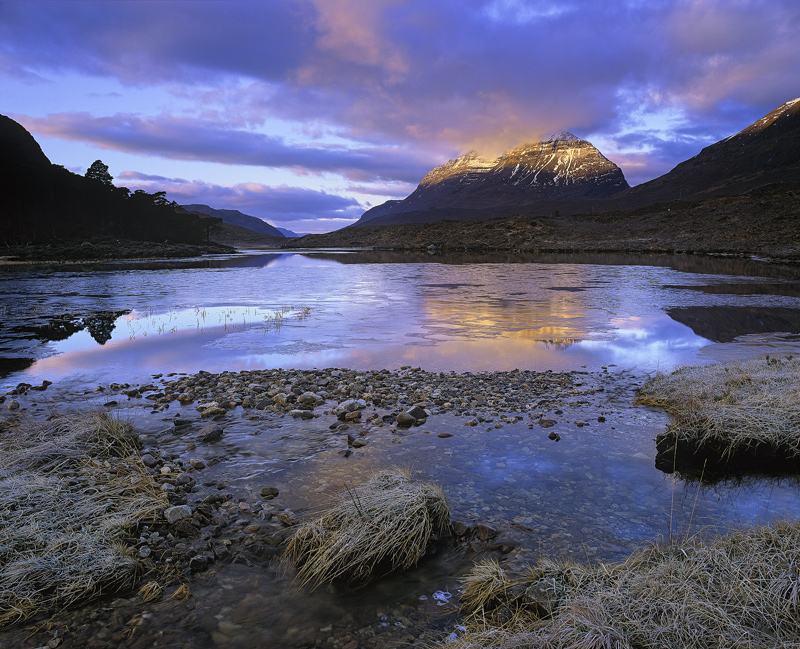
(637, 357), (800, 464)
(285, 467), (450, 589)
(450, 519), (800, 648)
(0, 411), (167, 627)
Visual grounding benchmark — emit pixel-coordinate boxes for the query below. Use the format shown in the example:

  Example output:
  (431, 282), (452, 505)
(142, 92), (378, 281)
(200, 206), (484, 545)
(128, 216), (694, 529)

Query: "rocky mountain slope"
(182, 204), (284, 238)
(614, 97), (800, 207)
(352, 97), (800, 229)
(356, 133), (629, 226)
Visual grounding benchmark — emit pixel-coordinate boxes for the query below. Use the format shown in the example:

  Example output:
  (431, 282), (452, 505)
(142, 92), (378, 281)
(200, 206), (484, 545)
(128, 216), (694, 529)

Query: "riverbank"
(2, 362), (799, 648)
(0, 237), (235, 264)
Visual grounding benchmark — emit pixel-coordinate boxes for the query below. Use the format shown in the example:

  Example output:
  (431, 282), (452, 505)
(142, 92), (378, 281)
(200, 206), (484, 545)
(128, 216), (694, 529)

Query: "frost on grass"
(452, 520), (800, 649)
(637, 356), (800, 463)
(0, 411), (167, 626)
(285, 467), (450, 589)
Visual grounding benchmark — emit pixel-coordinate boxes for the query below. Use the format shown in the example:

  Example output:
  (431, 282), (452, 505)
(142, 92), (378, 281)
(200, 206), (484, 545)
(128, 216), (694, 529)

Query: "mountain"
(354, 132), (629, 226)
(276, 227), (307, 238)
(351, 97), (800, 229)
(181, 204), (285, 237)
(616, 97), (800, 207)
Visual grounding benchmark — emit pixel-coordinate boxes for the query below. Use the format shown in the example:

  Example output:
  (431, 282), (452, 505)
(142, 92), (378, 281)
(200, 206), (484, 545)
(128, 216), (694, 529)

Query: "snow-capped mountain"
(355, 133), (628, 226)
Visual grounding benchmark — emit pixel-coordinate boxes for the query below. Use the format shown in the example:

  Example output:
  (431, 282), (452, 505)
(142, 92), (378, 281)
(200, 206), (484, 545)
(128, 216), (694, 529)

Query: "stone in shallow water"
(261, 487), (279, 499)
(196, 424), (224, 443)
(395, 411), (416, 426)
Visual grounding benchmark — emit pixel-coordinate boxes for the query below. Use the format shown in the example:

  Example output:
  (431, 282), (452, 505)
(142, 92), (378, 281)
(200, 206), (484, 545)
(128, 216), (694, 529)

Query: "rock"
(176, 472), (195, 486)
(343, 410), (362, 422)
(337, 398), (367, 413)
(164, 505), (193, 524)
(476, 523), (498, 541)
(289, 409), (314, 419)
(395, 411), (416, 426)
(406, 405), (429, 419)
(189, 555), (211, 572)
(548, 431), (561, 441)
(140, 453), (158, 468)
(196, 424), (224, 443)
(452, 521), (474, 537)
(279, 510), (297, 526)
(539, 419), (557, 428)
(437, 432), (454, 438)
(297, 391), (321, 405)
(5, 400), (20, 410)
(201, 406), (227, 418)
(260, 487), (279, 499)
(351, 437), (368, 448)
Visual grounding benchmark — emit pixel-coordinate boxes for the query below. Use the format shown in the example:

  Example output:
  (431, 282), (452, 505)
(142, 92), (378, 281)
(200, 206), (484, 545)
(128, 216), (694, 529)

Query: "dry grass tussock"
(451, 519), (800, 648)
(285, 467), (450, 589)
(637, 356), (800, 460)
(0, 411), (167, 626)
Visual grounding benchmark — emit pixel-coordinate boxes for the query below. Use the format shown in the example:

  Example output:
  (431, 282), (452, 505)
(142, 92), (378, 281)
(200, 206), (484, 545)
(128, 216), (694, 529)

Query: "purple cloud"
(2, 0), (799, 189)
(16, 112), (432, 183)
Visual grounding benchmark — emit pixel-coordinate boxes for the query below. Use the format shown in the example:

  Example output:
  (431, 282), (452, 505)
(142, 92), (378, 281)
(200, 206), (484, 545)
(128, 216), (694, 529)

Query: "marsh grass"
(285, 467), (450, 589)
(637, 356), (800, 462)
(452, 519), (800, 648)
(0, 411), (167, 626)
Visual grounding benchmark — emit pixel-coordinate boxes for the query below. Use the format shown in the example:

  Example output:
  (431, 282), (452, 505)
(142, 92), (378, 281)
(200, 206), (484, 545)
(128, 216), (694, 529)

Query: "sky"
(2, 1), (799, 234)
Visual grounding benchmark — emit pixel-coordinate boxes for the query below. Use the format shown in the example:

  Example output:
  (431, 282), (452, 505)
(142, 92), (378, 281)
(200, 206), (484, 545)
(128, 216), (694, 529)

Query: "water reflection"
(668, 305), (800, 342)
(3, 252), (800, 386)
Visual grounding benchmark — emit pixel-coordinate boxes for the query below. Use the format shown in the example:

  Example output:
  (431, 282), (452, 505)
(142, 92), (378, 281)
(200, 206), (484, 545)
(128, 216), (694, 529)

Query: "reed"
(285, 467), (450, 589)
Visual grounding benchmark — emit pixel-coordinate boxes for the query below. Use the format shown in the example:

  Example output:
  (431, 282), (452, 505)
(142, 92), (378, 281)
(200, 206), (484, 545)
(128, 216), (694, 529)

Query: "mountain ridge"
(353, 97), (800, 228)
(356, 132), (629, 226)
(181, 204), (285, 238)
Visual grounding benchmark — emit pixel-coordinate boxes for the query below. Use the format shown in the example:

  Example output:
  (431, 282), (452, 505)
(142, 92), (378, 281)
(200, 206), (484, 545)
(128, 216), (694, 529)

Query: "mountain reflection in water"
(2, 251), (800, 385)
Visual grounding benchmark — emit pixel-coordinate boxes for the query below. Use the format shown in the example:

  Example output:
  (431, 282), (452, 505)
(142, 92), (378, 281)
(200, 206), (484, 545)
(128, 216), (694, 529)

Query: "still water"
(5, 250), (800, 387)
(3, 251), (800, 648)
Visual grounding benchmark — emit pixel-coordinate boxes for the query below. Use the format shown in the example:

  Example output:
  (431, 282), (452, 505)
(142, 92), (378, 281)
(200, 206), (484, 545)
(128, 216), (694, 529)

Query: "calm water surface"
(3, 251), (800, 648)
(5, 250), (800, 386)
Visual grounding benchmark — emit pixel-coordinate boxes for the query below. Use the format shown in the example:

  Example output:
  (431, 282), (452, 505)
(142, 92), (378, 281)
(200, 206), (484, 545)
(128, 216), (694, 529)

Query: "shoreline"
(5, 361), (800, 647)
(1, 364), (658, 648)
(0, 238), (236, 265)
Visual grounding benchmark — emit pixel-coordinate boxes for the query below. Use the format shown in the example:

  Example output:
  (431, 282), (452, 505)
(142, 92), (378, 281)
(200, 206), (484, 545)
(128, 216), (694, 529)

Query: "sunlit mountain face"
(355, 133), (629, 226)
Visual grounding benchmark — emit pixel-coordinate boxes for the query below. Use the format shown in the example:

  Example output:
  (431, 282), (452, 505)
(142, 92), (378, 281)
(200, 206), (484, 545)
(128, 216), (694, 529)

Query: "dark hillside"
(0, 115), (221, 247)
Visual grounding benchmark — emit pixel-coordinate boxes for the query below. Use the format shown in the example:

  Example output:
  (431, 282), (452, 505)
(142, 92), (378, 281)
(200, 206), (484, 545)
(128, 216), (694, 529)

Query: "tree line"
(3, 157), (221, 246)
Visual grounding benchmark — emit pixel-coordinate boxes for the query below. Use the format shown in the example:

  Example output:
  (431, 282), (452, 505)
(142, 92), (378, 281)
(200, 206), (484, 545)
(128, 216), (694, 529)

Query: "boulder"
(196, 423), (224, 443)
(164, 504), (193, 524)
(395, 411), (416, 426)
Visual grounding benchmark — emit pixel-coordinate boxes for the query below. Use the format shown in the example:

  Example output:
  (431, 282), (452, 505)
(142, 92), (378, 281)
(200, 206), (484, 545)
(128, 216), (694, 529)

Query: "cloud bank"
(2, 0), (799, 226)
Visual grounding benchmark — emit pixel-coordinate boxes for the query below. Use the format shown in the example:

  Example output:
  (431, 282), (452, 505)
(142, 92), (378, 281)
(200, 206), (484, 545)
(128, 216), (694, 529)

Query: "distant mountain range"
(181, 205), (308, 238)
(181, 204), (285, 237)
(353, 97), (800, 227)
